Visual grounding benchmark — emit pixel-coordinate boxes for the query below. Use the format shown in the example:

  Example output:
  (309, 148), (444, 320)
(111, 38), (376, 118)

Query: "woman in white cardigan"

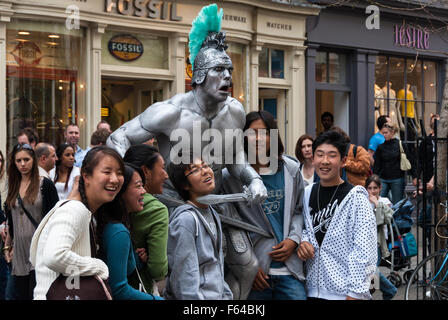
(30, 146), (125, 300)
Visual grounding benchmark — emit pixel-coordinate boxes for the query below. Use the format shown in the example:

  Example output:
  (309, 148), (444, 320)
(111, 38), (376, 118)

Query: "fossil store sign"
(108, 34), (143, 61)
(105, 0), (182, 21)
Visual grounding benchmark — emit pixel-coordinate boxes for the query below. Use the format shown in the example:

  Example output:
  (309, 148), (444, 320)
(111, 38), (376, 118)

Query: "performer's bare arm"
(107, 102), (180, 156)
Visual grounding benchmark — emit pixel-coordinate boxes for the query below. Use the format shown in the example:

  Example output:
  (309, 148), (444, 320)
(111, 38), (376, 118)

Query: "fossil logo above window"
(108, 34), (144, 61)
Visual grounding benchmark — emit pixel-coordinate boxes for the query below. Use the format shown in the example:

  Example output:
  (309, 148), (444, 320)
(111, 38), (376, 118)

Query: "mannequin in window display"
(374, 84), (384, 130)
(396, 83), (421, 141)
(410, 85), (422, 135)
(380, 82), (402, 133)
(107, 4), (265, 300)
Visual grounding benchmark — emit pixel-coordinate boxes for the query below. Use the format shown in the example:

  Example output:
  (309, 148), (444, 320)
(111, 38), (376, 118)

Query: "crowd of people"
(0, 108), (434, 301)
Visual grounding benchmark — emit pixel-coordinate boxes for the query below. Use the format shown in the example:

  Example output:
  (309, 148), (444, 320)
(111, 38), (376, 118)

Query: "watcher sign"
(108, 34), (144, 61)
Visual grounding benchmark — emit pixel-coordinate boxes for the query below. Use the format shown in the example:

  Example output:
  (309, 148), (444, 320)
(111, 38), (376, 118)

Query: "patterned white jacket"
(301, 184), (377, 300)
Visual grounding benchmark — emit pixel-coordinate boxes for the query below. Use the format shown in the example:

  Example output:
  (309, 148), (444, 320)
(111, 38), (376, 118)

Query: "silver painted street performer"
(107, 4), (267, 300)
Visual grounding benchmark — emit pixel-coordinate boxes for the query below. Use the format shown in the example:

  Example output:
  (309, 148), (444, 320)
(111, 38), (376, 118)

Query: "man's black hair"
(167, 153), (196, 202)
(321, 111), (334, 122)
(312, 130), (348, 159)
(376, 115), (389, 130)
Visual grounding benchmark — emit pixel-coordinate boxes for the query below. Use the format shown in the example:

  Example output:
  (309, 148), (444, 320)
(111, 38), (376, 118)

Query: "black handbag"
(46, 202), (112, 300)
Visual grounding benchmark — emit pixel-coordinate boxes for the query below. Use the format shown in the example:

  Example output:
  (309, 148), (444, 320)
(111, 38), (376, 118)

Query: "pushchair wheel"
(403, 269), (417, 284)
(387, 273), (402, 288)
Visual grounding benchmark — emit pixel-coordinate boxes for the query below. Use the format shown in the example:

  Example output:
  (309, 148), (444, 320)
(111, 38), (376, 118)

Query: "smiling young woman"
(123, 144), (169, 294)
(96, 163), (163, 300)
(30, 146), (125, 300)
(4, 144), (59, 300)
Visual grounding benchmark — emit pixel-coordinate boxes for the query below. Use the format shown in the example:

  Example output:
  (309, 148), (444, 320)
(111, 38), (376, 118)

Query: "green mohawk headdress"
(189, 3), (223, 71)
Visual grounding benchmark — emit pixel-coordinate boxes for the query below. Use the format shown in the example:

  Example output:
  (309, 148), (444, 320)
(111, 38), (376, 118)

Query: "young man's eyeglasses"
(185, 163), (210, 177)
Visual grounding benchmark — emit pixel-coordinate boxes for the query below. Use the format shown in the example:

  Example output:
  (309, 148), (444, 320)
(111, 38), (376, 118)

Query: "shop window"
(271, 49), (284, 78)
(316, 90), (349, 135)
(424, 61), (437, 103)
(102, 31), (168, 69)
(6, 20), (86, 153)
(316, 51), (347, 84)
(374, 55), (439, 137)
(258, 48), (284, 79)
(227, 43), (248, 106)
(259, 47), (269, 78)
(315, 51), (327, 83)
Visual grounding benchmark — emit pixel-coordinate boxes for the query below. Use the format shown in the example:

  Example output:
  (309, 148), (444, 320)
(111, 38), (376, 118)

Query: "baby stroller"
(380, 197), (417, 288)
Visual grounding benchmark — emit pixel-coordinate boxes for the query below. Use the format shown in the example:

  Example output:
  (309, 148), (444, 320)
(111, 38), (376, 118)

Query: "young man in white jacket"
(297, 130), (377, 300)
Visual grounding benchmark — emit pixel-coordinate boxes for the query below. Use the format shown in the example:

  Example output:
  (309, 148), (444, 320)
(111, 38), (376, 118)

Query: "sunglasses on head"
(15, 143), (33, 151)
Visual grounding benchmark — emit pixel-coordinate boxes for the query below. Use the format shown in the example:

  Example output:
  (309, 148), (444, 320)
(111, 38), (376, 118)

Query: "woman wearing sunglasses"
(4, 144), (59, 300)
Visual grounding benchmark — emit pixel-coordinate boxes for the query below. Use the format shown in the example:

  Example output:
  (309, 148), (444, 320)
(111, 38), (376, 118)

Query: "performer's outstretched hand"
(247, 178), (267, 206)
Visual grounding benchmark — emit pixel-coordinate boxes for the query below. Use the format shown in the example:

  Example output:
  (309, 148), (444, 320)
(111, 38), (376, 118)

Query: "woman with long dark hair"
(50, 143), (80, 200)
(97, 163), (163, 300)
(223, 110), (307, 300)
(295, 134), (318, 187)
(123, 144), (169, 294)
(3, 144), (58, 300)
(30, 146), (124, 300)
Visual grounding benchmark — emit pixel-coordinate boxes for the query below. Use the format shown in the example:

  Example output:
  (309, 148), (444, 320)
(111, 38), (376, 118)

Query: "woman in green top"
(123, 144), (169, 294)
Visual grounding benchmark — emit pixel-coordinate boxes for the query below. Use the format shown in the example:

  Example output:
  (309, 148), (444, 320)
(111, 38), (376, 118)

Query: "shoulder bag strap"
(399, 140), (404, 154)
(89, 220), (97, 258)
(17, 195), (39, 229)
(135, 266), (148, 294)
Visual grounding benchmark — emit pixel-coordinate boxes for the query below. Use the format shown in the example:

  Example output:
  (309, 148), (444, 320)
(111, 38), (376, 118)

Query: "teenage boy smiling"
(164, 157), (233, 300)
(297, 130), (377, 300)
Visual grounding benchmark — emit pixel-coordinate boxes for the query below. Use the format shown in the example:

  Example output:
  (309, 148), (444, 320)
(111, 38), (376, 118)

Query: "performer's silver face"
(202, 65), (233, 102)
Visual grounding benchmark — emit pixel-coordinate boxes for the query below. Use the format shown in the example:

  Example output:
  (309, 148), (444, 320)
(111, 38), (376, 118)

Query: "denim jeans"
(7, 271), (35, 300)
(380, 177), (405, 205)
(377, 248), (397, 300)
(247, 274), (307, 300)
(378, 272), (397, 300)
(0, 256), (9, 300)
